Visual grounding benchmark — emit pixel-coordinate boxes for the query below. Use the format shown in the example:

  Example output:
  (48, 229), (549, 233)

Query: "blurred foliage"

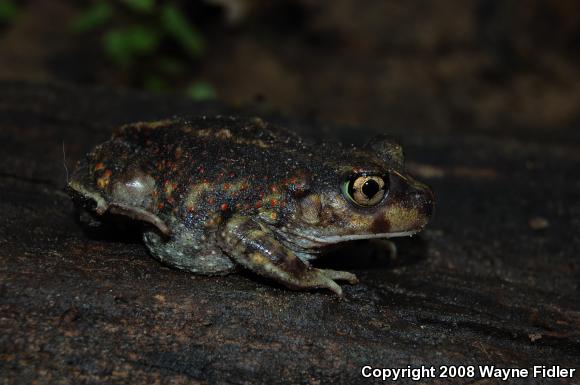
(186, 81), (217, 101)
(73, 0), (215, 100)
(103, 26), (160, 66)
(161, 4), (204, 57)
(0, 0), (19, 25)
(71, 2), (113, 32)
(123, 0), (155, 13)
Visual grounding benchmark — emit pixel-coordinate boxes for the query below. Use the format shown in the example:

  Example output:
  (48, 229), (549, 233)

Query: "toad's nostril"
(418, 186), (435, 218)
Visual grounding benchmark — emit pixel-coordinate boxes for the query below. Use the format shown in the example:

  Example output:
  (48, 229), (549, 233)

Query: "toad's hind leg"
(143, 224), (234, 275)
(218, 215), (358, 296)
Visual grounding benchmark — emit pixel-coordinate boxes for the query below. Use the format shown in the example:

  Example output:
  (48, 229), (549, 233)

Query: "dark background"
(1, 0), (580, 137)
(1, 1), (579, 384)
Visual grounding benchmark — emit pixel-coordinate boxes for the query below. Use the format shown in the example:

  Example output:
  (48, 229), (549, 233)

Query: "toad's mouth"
(303, 229), (422, 246)
(278, 227), (424, 251)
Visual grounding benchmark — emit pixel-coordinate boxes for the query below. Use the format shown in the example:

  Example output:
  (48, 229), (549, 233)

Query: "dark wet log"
(1, 82), (579, 384)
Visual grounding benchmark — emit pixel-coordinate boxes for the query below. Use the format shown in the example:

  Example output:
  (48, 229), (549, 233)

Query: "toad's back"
(87, 116), (318, 228)
(113, 116), (309, 179)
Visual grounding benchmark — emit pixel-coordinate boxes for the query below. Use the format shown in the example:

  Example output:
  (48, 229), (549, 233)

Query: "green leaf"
(161, 4), (204, 57)
(186, 81), (217, 101)
(144, 75), (168, 92)
(0, 0), (17, 22)
(0, 0), (19, 24)
(121, 0), (155, 14)
(71, 2), (113, 32)
(103, 26), (160, 65)
(103, 30), (131, 65)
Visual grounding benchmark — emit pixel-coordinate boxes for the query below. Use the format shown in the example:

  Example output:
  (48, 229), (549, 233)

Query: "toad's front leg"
(218, 215), (358, 296)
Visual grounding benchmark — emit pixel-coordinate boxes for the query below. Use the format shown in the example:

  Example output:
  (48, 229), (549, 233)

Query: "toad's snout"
(410, 179), (434, 226)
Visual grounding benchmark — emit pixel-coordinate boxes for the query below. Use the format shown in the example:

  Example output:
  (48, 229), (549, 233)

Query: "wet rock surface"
(1, 82), (579, 384)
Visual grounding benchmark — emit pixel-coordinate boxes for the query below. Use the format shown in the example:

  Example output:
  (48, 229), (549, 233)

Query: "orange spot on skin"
(270, 199), (279, 207)
(97, 170), (112, 189)
(220, 203), (229, 211)
(164, 180), (177, 197)
(94, 162), (105, 172)
(223, 183), (230, 191)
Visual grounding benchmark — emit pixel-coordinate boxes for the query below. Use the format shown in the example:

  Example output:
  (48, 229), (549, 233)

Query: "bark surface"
(1, 82), (579, 384)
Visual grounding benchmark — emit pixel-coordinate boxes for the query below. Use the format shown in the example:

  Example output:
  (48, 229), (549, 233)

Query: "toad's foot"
(288, 268), (359, 296)
(272, 268), (357, 296)
(219, 215), (358, 296)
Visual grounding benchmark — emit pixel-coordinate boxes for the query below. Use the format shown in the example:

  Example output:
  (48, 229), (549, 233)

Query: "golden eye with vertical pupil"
(342, 175), (388, 207)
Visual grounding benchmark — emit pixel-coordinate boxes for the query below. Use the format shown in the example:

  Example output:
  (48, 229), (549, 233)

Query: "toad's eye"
(342, 175), (388, 207)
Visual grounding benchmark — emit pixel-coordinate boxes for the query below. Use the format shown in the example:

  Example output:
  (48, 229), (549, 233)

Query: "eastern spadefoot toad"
(68, 116), (433, 295)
